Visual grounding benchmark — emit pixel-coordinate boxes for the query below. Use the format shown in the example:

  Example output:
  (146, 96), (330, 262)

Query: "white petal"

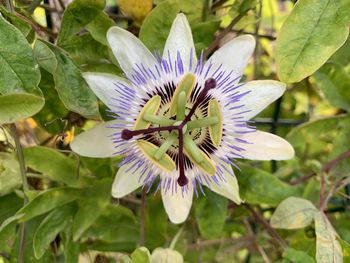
(107, 27), (156, 76)
(111, 162), (144, 198)
(163, 13), (197, 72)
(203, 158), (242, 204)
(237, 131), (295, 160)
(209, 35), (255, 77)
(83, 72), (130, 109)
(70, 120), (119, 158)
(161, 184), (193, 224)
(239, 80), (286, 119)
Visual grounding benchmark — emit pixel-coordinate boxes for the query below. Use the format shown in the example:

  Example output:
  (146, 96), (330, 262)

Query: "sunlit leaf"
(276, 0), (350, 83)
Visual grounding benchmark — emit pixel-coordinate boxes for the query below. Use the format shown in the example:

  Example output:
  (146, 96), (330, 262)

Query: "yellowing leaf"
(314, 212), (343, 263)
(271, 197), (317, 229)
(119, 0), (153, 25)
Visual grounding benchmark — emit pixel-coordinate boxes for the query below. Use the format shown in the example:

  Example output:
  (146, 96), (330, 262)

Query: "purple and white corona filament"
(71, 14), (294, 224)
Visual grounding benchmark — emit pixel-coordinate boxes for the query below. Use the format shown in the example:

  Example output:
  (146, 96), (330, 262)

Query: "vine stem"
(5, 0), (14, 12)
(10, 124), (29, 263)
(139, 188), (146, 246)
(204, 13), (244, 59)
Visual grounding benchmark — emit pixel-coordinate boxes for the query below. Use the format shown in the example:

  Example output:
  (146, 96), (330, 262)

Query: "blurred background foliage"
(0, 0), (349, 262)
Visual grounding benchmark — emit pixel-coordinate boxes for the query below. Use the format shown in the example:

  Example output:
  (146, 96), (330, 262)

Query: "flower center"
(121, 74), (223, 186)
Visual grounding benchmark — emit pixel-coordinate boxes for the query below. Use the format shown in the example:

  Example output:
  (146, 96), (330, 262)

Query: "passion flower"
(71, 14), (294, 223)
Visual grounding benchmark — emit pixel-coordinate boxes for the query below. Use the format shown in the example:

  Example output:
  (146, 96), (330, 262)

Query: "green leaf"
(17, 187), (82, 222)
(23, 146), (78, 185)
(0, 14), (44, 123)
(82, 204), (138, 247)
(0, 93), (44, 124)
(271, 197), (317, 229)
(236, 164), (300, 206)
(131, 247), (151, 263)
(0, 13), (41, 95)
(0, 193), (22, 224)
(36, 40), (99, 119)
(283, 248), (315, 263)
(57, 0), (106, 47)
(287, 115), (349, 156)
(64, 226), (80, 263)
(145, 195), (167, 248)
(313, 63), (350, 112)
(195, 190), (228, 239)
(314, 212), (343, 263)
(72, 178), (112, 241)
(340, 239), (350, 263)
(139, 0), (180, 53)
(59, 33), (112, 65)
(276, 0), (350, 83)
(0, 7), (32, 37)
(0, 153), (21, 196)
(192, 20), (220, 54)
(0, 207), (23, 254)
(33, 203), (76, 259)
(33, 40), (58, 74)
(33, 70), (69, 134)
(329, 37), (350, 66)
(86, 11), (116, 45)
(10, 215), (53, 262)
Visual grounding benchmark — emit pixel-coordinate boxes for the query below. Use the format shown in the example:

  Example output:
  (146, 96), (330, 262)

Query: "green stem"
(10, 124), (29, 263)
(169, 226), (184, 249)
